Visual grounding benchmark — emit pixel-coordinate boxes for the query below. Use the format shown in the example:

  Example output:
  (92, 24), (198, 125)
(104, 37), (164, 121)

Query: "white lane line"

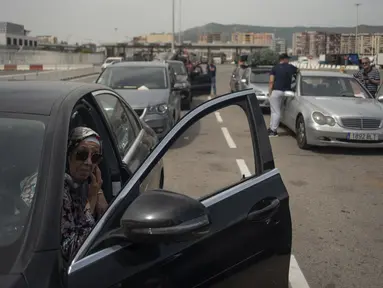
(207, 95), (212, 100)
(215, 112), (223, 123)
(235, 159), (251, 177)
(289, 255), (311, 288)
(221, 127), (237, 148)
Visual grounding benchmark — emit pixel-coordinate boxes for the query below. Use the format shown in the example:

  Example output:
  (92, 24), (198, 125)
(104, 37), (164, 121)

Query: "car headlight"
(312, 112), (336, 126)
(148, 104), (168, 114)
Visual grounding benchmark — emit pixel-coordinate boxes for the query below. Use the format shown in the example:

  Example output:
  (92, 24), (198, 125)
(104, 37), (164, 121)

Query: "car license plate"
(347, 133), (379, 141)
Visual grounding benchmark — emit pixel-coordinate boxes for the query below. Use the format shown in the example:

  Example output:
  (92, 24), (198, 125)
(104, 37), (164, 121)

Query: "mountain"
(179, 23), (383, 48)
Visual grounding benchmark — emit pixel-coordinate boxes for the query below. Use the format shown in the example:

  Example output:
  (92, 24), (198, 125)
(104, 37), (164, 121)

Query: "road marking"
(215, 112), (223, 123)
(221, 127), (237, 148)
(289, 255), (311, 288)
(235, 159), (251, 177)
(207, 96), (212, 100)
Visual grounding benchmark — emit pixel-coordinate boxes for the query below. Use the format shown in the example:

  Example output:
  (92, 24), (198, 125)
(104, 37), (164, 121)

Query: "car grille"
(340, 118), (382, 130)
(134, 109), (145, 117)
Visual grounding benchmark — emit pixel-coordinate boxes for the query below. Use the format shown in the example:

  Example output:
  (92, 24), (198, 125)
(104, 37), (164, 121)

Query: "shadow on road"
(170, 97), (207, 149)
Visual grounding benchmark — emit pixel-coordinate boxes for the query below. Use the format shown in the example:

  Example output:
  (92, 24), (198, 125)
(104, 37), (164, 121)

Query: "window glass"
(96, 94), (136, 158)
(169, 62), (187, 75)
(301, 76), (371, 98)
(97, 67), (167, 90)
(250, 71), (270, 83)
(0, 117), (45, 246)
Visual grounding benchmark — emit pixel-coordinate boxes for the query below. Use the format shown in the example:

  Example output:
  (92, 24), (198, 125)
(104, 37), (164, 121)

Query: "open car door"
(190, 64), (212, 96)
(67, 90), (292, 288)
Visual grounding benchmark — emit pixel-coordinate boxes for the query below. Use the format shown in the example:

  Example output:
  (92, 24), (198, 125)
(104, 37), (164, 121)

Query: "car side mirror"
(284, 91), (295, 97)
(377, 95), (383, 102)
(120, 190), (211, 243)
(240, 79), (246, 83)
(172, 83), (183, 91)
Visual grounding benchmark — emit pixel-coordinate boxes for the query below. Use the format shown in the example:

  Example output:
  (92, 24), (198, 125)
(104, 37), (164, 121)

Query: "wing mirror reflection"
(284, 91), (295, 97)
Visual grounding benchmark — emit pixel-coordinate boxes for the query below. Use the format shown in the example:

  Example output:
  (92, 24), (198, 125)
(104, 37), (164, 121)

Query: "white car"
(101, 57), (123, 71)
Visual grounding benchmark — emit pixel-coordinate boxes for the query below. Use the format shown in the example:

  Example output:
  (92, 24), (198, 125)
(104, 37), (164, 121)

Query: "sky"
(1, 0), (382, 44)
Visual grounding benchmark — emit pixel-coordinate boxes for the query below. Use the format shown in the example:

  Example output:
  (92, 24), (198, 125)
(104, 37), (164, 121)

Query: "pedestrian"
(207, 60), (217, 96)
(353, 57), (381, 97)
(268, 53), (298, 137)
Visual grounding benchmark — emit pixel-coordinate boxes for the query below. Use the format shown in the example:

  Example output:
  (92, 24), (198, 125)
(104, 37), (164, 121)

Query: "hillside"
(179, 23), (383, 47)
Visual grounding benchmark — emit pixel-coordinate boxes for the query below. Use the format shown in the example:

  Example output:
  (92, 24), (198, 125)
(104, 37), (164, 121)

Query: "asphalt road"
(74, 67), (383, 288)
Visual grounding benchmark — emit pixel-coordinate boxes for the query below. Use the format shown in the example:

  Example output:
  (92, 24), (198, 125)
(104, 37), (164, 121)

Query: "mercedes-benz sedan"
(281, 70), (383, 149)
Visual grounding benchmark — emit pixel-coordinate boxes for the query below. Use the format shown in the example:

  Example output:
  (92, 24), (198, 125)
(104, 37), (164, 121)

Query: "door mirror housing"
(120, 190), (211, 243)
(172, 82), (183, 91)
(377, 95), (383, 102)
(284, 91), (295, 97)
(240, 79), (247, 83)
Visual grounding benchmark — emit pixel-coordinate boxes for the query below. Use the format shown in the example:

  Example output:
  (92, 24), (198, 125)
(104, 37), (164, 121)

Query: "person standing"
(268, 53), (298, 137)
(353, 57), (381, 97)
(207, 61), (217, 96)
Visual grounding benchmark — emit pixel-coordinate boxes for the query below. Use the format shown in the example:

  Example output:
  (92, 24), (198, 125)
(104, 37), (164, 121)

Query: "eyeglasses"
(75, 149), (103, 164)
(362, 62), (370, 65)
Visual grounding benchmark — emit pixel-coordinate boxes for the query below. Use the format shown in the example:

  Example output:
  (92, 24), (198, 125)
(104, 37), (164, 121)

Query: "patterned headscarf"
(67, 127), (102, 155)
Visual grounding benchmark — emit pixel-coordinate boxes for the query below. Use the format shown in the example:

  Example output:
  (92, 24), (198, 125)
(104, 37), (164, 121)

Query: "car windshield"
(105, 59), (118, 64)
(169, 62), (187, 75)
(0, 116), (45, 248)
(250, 72), (270, 83)
(300, 76), (372, 98)
(97, 66), (167, 89)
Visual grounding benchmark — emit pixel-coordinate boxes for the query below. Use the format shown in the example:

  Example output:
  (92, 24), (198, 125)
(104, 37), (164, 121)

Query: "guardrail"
(0, 66), (101, 81)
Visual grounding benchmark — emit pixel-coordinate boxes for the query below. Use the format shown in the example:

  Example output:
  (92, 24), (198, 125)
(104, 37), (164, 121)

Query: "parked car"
(241, 67), (272, 108)
(230, 66), (246, 92)
(166, 60), (192, 110)
(96, 61), (182, 139)
(0, 84), (292, 288)
(280, 70), (383, 149)
(190, 62), (211, 96)
(101, 57), (123, 71)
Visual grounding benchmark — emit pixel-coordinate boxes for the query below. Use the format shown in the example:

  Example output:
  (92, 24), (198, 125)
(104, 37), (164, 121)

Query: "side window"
(121, 101), (141, 135)
(168, 68), (175, 87)
(377, 84), (383, 97)
(95, 93), (136, 158)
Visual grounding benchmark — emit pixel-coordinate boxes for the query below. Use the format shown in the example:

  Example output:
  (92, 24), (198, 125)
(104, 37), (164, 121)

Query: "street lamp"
(355, 3), (361, 53)
(178, 0), (182, 45)
(171, 0), (175, 52)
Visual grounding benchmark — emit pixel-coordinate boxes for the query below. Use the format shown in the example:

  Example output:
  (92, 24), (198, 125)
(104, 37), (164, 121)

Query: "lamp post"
(171, 0), (175, 52)
(355, 3), (361, 54)
(178, 0), (182, 45)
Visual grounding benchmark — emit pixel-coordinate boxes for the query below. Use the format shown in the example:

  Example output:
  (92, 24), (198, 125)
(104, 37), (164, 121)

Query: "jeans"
(269, 90), (284, 131)
(211, 77), (216, 95)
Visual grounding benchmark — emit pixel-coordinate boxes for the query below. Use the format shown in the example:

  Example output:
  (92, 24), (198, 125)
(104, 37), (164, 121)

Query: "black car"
(166, 60), (193, 110)
(0, 83), (292, 288)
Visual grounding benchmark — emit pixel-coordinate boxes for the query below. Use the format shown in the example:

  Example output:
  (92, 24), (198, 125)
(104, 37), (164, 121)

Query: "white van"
(101, 57), (123, 71)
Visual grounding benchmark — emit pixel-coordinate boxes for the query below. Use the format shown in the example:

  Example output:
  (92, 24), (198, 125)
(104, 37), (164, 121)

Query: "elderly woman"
(61, 127), (108, 261)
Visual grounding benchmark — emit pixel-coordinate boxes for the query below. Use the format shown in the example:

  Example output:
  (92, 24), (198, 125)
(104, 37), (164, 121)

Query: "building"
(0, 22), (38, 48)
(36, 35), (58, 45)
(292, 32), (309, 56)
(231, 32), (274, 47)
(145, 33), (173, 43)
(308, 31), (326, 56)
(326, 33), (341, 54)
(199, 33), (222, 43)
(272, 38), (286, 54)
(340, 33), (383, 54)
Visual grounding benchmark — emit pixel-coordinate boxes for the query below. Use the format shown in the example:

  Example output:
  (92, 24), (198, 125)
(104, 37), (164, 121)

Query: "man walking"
(207, 61), (217, 96)
(353, 57), (381, 97)
(268, 53), (298, 137)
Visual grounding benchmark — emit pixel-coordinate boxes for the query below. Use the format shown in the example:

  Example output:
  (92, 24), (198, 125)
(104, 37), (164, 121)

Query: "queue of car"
(235, 64), (383, 149)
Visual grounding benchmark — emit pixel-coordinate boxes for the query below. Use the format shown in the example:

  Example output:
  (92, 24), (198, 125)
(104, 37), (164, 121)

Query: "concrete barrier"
(0, 64), (95, 71)
(290, 61), (360, 71)
(0, 66), (101, 81)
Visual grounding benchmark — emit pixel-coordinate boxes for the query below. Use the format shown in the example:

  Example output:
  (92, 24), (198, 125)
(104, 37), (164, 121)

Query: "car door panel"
(68, 90), (292, 288)
(191, 65), (211, 96)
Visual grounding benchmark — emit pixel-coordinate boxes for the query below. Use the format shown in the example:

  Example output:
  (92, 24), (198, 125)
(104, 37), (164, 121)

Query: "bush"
(250, 49), (279, 66)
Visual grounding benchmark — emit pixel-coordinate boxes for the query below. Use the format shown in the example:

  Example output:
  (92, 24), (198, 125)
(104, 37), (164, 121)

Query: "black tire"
(296, 115), (310, 150)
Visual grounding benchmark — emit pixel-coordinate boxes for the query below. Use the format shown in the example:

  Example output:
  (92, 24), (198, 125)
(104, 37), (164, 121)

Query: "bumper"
(143, 113), (173, 139)
(306, 122), (383, 148)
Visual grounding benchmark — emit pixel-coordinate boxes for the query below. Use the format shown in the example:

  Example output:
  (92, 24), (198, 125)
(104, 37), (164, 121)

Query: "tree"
(250, 49), (279, 66)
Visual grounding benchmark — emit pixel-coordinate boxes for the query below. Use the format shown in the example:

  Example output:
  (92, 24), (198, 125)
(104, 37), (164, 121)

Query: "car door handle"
(247, 198), (280, 222)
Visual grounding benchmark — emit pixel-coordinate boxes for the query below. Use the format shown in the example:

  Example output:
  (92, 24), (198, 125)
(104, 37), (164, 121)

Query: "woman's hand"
(88, 167), (103, 214)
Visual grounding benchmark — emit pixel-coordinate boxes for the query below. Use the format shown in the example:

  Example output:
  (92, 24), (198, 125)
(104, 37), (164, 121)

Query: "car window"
(97, 66), (167, 90)
(250, 71), (270, 83)
(0, 116), (45, 247)
(121, 101), (141, 135)
(95, 94), (136, 158)
(377, 84), (383, 96)
(300, 76), (371, 98)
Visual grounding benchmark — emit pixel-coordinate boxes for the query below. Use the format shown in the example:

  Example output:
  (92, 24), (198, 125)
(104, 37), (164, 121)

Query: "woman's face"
(69, 140), (101, 182)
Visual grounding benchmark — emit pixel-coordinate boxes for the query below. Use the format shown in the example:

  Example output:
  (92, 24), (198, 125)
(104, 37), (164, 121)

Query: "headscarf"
(67, 127), (102, 155)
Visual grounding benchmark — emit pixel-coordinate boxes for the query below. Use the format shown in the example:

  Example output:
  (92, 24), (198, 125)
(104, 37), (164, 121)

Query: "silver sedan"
(241, 67), (271, 108)
(281, 70), (383, 149)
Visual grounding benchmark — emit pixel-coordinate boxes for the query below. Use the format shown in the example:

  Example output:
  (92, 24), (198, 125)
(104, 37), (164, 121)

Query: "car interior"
(69, 96), (131, 203)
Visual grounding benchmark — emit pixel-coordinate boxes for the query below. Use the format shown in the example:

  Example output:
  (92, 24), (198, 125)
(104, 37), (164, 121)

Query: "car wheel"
(296, 115), (310, 150)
